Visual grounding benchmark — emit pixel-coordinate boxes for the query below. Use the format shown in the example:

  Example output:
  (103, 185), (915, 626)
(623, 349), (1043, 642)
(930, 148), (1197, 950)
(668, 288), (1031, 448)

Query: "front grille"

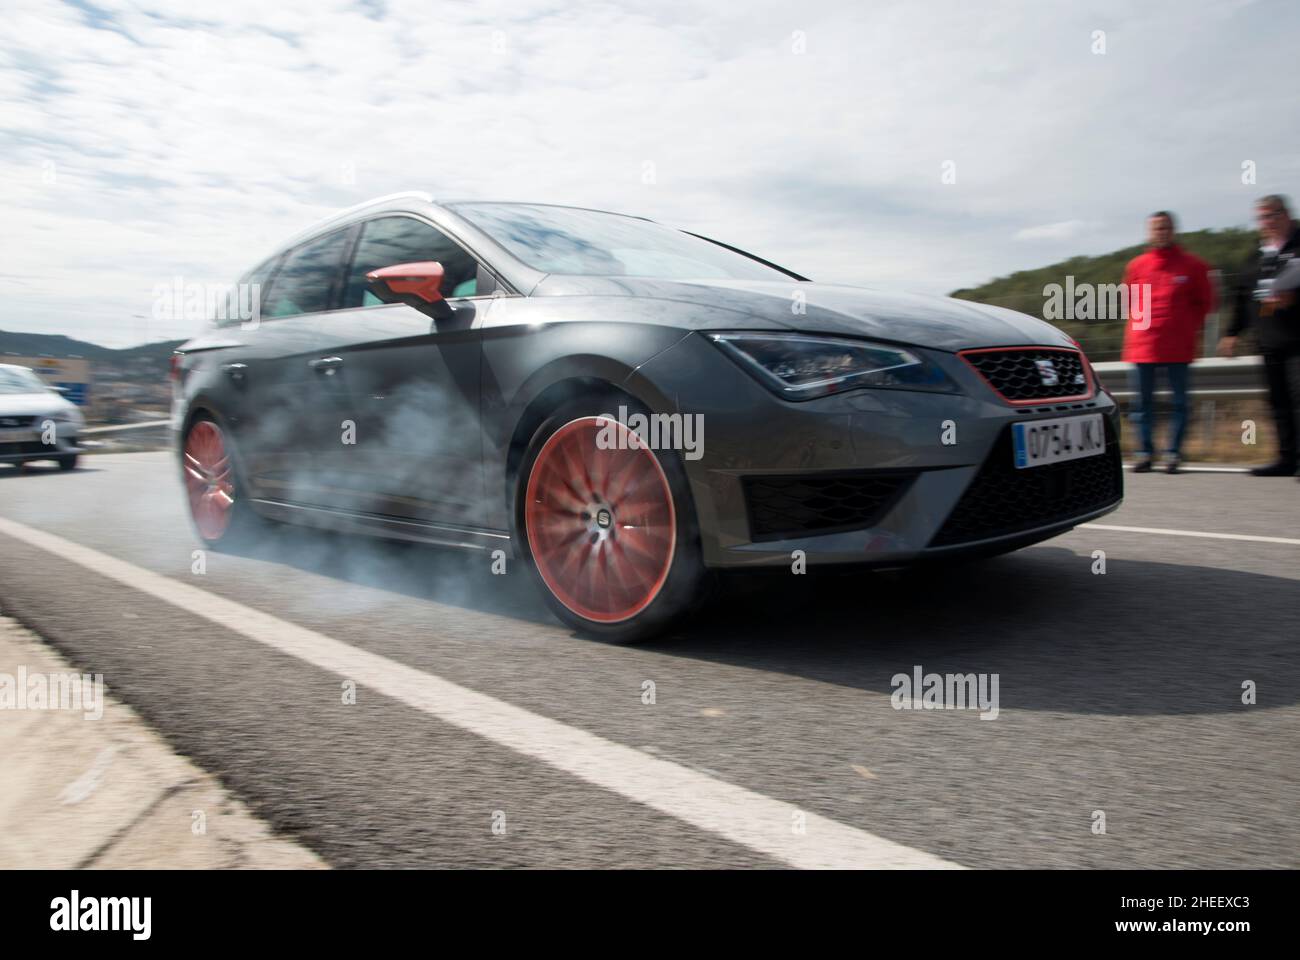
(930, 420), (1122, 547)
(0, 441), (56, 456)
(744, 473), (912, 541)
(961, 347), (1091, 403)
(0, 416), (36, 428)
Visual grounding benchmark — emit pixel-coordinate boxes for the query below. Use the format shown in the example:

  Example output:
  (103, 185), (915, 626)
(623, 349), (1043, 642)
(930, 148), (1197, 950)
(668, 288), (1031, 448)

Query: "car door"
(307, 215), (493, 526)
(234, 226), (352, 505)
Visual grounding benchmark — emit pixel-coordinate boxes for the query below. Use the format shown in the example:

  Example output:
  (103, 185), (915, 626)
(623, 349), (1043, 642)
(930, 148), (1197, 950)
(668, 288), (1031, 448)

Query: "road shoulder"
(0, 615), (326, 869)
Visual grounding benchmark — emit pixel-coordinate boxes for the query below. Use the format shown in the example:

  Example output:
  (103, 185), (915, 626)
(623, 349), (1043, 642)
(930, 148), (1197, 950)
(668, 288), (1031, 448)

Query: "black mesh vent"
(744, 473), (912, 541)
(962, 348), (1090, 402)
(930, 420), (1121, 547)
(0, 416), (37, 428)
(0, 441), (58, 456)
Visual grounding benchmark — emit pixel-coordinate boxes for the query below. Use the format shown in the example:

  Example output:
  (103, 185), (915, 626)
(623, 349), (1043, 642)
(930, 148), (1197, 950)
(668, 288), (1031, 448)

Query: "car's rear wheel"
(57, 454), (78, 471)
(515, 397), (707, 642)
(182, 415), (264, 549)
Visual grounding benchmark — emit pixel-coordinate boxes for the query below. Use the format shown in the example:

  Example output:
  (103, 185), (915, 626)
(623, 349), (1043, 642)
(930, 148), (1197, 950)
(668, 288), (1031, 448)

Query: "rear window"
(0, 367), (49, 395)
(215, 256), (278, 328)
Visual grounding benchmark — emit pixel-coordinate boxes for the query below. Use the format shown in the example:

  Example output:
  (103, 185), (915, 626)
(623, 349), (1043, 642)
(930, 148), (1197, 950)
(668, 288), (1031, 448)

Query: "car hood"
(532, 276), (1071, 351)
(0, 392), (80, 419)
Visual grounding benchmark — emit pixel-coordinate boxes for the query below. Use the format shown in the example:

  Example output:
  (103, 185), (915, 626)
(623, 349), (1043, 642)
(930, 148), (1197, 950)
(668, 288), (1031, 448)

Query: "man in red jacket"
(1122, 211), (1216, 473)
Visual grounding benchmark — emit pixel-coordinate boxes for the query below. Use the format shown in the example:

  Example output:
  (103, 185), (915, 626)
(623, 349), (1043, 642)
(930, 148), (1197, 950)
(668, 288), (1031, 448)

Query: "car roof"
(280, 194), (653, 249)
(255, 195), (801, 294)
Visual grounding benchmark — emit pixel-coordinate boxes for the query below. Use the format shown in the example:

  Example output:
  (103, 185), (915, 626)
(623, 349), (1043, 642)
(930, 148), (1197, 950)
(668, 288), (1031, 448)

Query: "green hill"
(950, 228), (1259, 360)
(1, 330), (186, 388)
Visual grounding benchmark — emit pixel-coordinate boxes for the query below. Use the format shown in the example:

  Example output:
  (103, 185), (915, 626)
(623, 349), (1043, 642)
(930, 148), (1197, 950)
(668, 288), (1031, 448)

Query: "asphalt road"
(1, 451), (1296, 868)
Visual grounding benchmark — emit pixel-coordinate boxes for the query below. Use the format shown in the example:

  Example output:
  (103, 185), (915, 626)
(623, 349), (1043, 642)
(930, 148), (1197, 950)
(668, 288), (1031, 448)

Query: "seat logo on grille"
(1033, 358), (1059, 387)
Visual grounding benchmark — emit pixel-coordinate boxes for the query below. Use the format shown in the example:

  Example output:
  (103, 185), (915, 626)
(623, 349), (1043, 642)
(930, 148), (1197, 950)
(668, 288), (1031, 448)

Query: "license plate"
(1012, 413), (1105, 469)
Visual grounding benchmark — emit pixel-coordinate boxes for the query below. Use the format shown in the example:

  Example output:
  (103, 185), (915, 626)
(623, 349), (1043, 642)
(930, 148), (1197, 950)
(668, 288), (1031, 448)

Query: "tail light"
(169, 353), (182, 382)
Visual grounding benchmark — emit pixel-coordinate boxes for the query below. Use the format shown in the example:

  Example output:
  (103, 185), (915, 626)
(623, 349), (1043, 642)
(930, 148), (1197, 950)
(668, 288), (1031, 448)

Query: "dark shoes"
(1250, 461), (1297, 477)
(1132, 454), (1181, 473)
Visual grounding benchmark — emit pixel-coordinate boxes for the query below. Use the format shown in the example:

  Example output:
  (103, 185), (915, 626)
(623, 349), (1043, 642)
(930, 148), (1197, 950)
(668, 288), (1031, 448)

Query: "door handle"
(220, 362), (247, 382)
(308, 356), (343, 374)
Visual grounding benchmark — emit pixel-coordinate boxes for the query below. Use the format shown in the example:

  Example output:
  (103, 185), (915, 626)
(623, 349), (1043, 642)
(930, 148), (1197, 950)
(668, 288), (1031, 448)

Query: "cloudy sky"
(2, 0), (1298, 347)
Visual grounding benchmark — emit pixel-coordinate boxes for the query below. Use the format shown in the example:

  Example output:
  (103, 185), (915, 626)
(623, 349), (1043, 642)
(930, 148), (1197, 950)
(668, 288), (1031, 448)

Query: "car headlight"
(706, 332), (957, 400)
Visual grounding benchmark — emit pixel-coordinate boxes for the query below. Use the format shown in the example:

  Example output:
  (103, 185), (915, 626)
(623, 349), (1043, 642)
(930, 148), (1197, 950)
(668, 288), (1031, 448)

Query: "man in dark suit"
(1219, 195), (1300, 477)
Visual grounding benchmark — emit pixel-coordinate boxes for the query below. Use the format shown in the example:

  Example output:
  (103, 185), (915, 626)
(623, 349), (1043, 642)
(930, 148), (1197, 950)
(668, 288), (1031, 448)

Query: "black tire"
(57, 454), (78, 471)
(512, 394), (710, 643)
(181, 413), (269, 552)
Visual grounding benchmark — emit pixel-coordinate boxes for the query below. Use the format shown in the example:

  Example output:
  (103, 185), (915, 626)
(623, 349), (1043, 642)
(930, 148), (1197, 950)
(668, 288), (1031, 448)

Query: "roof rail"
(332, 191), (435, 218)
(281, 191), (436, 248)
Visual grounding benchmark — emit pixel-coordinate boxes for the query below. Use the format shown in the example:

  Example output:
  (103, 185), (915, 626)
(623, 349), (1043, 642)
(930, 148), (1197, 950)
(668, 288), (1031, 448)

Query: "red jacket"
(1121, 245), (1215, 363)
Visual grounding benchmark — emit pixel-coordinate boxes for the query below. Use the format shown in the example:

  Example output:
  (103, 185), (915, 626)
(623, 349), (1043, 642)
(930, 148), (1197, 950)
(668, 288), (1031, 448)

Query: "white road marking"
(0, 515), (959, 870)
(1081, 523), (1300, 546)
(1122, 464), (1250, 474)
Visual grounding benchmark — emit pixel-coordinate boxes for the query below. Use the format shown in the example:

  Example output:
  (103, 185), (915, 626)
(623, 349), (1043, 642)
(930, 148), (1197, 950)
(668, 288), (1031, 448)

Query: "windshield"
(449, 202), (797, 281)
(0, 367), (51, 396)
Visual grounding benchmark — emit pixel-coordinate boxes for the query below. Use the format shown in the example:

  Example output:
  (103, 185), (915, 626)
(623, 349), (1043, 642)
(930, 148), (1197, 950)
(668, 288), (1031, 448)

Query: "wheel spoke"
(559, 440), (593, 499)
(609, 538), (654, 588)
(184, 422), (235, 541)
(604, 450), (642, 503)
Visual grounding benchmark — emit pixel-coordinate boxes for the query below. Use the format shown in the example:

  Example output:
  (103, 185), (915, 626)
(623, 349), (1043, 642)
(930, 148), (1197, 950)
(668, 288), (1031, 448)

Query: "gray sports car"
(174, 192), (1122, 641)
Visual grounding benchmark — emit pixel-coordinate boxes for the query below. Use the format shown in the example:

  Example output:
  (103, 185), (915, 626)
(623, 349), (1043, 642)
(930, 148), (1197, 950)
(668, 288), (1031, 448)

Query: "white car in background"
(0, 363), (84, 471)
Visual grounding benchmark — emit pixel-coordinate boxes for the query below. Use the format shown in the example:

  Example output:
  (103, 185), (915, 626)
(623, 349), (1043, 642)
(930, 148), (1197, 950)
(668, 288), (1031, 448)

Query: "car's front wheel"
(515, 398), (708, 643)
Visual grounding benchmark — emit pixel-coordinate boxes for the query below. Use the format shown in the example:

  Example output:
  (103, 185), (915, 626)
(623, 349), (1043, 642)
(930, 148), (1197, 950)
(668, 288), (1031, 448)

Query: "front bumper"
(633, 334), (1123, 568)
(0, 427), (82, 464)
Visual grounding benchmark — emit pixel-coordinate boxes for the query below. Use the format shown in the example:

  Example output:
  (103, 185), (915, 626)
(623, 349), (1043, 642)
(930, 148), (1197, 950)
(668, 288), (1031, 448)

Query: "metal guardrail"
(1093, 356), (1266, 455)
(78, 418), (174, 453)
(1092, 356), (1265, 399)
(80, 419), (173, 435)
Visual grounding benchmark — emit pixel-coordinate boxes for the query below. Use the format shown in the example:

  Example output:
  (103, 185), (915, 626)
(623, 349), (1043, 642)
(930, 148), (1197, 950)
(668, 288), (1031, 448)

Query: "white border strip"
(1122, 464), (1250, 474)
(1081, 523), (1300, 546)
(0, 515), (960, 870)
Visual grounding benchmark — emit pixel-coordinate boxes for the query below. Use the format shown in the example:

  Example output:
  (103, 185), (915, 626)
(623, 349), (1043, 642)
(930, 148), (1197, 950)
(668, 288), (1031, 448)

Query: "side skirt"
(249, 498), (513, 554)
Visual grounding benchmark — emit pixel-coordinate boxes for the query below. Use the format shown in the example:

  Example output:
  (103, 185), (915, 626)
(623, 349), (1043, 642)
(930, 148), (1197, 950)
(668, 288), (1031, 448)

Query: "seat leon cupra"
(173, 192), (1122, 641)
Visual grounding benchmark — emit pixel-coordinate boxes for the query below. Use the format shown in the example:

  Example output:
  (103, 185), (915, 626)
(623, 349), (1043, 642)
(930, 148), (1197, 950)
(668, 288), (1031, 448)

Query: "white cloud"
(1013, 220), (1091, 242)
(1, 0), (1297, 346)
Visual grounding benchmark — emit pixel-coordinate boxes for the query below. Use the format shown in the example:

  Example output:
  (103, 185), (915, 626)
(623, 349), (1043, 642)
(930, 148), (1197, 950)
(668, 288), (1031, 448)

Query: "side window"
(263, 228), (352, 319)
(342, 216), (481, 308)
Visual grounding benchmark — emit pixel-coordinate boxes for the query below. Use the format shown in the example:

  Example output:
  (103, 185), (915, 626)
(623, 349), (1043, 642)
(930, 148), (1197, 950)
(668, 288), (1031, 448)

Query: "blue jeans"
(1128, 363), (1190, 457)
